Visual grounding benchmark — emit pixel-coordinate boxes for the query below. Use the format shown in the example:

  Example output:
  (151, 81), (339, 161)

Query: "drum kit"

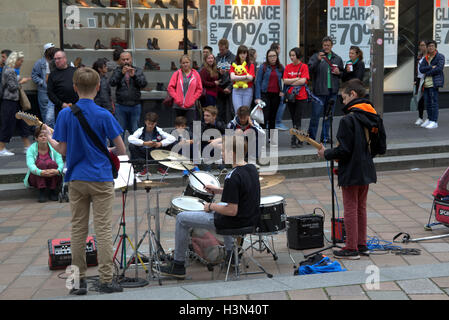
(114, 149), (293, 285)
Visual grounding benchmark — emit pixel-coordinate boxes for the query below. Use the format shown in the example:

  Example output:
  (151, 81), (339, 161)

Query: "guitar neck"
(305, 138), (322, 150)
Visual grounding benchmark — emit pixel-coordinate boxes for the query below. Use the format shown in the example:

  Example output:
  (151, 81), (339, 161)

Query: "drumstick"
(181, 163), (206, 188)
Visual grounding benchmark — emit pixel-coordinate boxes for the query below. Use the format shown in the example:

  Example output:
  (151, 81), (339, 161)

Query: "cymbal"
(136, 179), (169, 188)
(151, 149), (189, 161)
(159, 160), (195, 171)
(259, 174), (285, 190)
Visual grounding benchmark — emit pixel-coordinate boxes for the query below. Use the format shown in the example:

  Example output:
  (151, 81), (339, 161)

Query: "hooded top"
(324, 97), (379, 187)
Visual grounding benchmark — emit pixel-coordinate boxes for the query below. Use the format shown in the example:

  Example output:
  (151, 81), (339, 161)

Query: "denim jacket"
(254, 63), (284, 100)
(31, 57), (48, 92)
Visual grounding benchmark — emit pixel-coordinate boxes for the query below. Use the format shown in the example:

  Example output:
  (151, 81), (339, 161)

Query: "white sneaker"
(425, 121), (438, 129)
(420, 119), (430, 128)
(0, 149), (15, 156)
(414, 118), (424, 126)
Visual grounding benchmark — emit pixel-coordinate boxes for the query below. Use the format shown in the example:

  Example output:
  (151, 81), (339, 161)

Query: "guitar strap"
(70, 104), (118, 179)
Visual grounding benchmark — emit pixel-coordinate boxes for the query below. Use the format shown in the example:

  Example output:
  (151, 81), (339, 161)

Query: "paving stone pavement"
(0, 166), (448, 300)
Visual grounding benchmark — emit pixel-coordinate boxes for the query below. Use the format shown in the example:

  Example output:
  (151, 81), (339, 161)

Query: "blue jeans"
(37, 90), (55, 128)
(232, 88), (253, 114)
(174, 211), (234, 263)
(275, 101), (286, 125)
(308, 90), (337, 142)
(115, 103), (141, 137)
(423, 87), (439, 122)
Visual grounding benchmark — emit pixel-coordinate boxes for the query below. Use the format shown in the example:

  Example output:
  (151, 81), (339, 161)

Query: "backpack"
(363, 115), (387, 157)
(190, 228), (226, 266)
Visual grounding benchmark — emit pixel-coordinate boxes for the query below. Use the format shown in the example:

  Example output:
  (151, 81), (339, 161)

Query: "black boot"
(146, 38), (154, 50)
(91, 0), (106, 7)
(49, 189), (59, 201)
(38, 189), (48, 203)
(154, 0), (168, 8)
(152, 37), (160, 50)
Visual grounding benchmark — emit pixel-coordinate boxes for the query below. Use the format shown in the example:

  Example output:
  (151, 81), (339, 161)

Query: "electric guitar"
(15, 111), (120, 173)
(289, 128), (322, 150)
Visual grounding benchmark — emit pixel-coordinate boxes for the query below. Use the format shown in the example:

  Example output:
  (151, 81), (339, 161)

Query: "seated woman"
(24, 126), (64, 202)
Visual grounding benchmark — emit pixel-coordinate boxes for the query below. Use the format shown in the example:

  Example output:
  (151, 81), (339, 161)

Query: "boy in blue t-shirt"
(43, 67), (126, 295)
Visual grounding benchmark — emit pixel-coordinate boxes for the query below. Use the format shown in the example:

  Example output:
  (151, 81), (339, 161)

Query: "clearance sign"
(328, 0), (398, 68)
(434, 0), (449, 66)
(207, 0), (284, 61)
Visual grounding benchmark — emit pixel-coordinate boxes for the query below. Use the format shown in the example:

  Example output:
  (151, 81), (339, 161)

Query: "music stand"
(304, 99), (341, 259)
(113, 155), (149, 288)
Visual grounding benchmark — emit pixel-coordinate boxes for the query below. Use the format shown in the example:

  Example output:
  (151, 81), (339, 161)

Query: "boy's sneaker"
(98, 280), (123, 294)
(0, 149), (14, 156)
(157, 167), (168, 176)
(358, 245), (370, 257)
(156, 261), (186, 279)
(137, 168), (149, 178)
(69, 278), (87, 295)
(333, 247), (360, 260)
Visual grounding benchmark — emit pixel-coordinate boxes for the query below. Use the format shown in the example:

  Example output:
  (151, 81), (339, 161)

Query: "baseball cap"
(43, 43), (55, 52)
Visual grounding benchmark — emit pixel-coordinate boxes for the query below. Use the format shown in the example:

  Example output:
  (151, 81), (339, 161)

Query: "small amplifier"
(287, 214), (324, 250)
(48, 236), (98, 270)
(331, 217), (346, 243)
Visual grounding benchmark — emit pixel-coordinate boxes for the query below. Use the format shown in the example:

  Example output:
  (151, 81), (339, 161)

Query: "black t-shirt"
(214, 164), (260, 230)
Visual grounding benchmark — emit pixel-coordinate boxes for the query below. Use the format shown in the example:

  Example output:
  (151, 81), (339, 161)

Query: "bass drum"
(184, 171), (220, 203)
(256, 195), (287, 233)
(167, 196), (205, 217)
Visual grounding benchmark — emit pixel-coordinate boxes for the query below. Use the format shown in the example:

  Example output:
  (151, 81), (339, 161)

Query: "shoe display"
(420, 119), (430, 128)
(154, 0), (168, 8)
(63, 43), (73, 49)
(178, 40), (184, 50)
(185, 19), (196, 29)
(146, 38), (154, 50)
(187, 0), (198, 9)
(110, 0), (123, 7)
(76, 0), (90, 7)
(171, 61), (177, 70)
(186, 38), (198, 49)
(414, 118), (424, 126)
(91, 0), (106, 7)
(425, 121), (438, 129)
(0, 149), (14, 157)
(71, 44), (86, 49)
(169, 0), (182, 8)
(62, 0), (73, 5)
(152, 37), (160, 50)
(192, 60), (199, 70)
(144, 58), (160, 70)
(139, 0), (152, 8)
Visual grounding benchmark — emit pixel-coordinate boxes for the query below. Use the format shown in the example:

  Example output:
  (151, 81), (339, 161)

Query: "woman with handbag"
(283, 47), (310, 148)
(0, 51), (32, 156)
(254, 48), (284, 136)
(167, 55), (203, 127)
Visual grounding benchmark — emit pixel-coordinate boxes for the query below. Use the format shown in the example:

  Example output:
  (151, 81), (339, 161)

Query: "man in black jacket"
(109, 51), (147, 137)
(318, 79), (384, 260)
(47, 50), (79, 120)
(307, 36), (343, 144)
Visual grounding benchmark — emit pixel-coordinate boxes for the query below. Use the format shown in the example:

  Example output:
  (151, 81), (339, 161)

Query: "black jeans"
(261, 92), (281, 131)
(287, 99), (308, 130)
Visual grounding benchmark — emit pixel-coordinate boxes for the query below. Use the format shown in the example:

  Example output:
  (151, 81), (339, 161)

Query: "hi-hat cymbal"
(159, 160), (194, 171)
(151, 149), (189, 161)
(137, 179), (169, 188)
(259, 174), (285, 190)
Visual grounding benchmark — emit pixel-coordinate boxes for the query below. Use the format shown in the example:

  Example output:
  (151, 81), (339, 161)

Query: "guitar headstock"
(289, 128), (310, 143)
(15, 112), (42, 127)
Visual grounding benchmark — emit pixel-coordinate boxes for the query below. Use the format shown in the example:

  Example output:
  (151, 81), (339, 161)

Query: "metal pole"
(369, 0), (385, 117)
(183, 0), (188, 55)
(413, 0), (420, 82)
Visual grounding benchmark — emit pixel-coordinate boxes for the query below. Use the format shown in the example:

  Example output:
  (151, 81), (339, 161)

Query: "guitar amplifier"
(287, 214), (324, 250)
(48, 236), (98, 270)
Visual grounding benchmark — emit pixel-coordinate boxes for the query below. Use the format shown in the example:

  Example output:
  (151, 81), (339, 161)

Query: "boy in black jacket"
(318, 79), (385, 260)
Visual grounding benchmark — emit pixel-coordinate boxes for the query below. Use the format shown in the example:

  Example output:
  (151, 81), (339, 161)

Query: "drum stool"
(216, 226), (273, 281)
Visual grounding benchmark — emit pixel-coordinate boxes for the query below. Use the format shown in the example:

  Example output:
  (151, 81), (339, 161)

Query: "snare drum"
(183, 171), (220, 203)
(167, 196), (205, 217)
(256, 195), (287, 233)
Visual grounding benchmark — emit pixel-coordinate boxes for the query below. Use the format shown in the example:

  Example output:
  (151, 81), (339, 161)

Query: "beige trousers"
(69, 180), (114, 283)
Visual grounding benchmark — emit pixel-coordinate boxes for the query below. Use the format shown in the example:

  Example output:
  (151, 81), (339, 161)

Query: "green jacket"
(24, 142), (64, 188)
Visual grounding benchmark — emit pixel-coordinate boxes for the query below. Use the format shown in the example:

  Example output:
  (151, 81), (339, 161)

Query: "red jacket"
(167, 69), (203, 109)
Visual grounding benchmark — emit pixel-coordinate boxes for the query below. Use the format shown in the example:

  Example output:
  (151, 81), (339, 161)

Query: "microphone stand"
(304, 99), (341, 258)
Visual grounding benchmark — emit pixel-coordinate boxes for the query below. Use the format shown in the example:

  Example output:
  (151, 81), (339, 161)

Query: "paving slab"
(397, 279), (443, 294)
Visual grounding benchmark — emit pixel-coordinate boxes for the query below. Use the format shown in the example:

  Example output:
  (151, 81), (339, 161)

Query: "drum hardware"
(167, 196), (205, 217)
(183, 171), (220, 203)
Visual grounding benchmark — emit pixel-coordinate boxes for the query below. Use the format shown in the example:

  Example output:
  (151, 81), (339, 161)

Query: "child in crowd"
(92, 58), (113, 114)
(201, 106), (226, 169)
(128, 112), (176, 176)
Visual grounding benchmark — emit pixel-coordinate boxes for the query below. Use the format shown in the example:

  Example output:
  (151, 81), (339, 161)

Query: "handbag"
(69, 104), (119, 179)
(250, 101), (265, 124)
(19, 86), (31, 111)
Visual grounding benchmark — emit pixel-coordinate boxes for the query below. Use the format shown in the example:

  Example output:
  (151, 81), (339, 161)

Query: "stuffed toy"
(232, 61), (248, 89)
